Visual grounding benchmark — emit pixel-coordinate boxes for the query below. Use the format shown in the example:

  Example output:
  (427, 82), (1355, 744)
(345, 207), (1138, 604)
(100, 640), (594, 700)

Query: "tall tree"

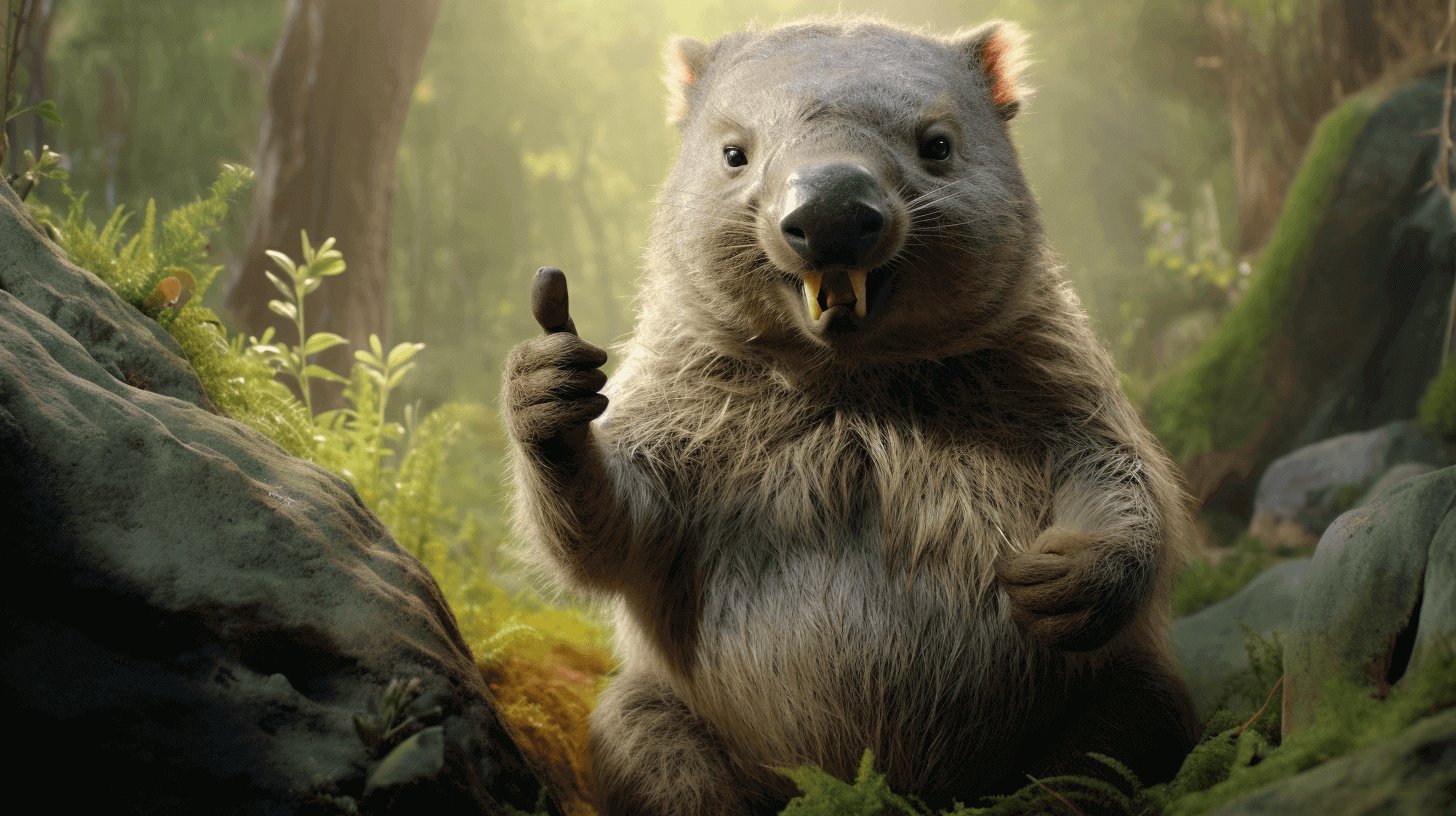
(229, 0), (439, 409)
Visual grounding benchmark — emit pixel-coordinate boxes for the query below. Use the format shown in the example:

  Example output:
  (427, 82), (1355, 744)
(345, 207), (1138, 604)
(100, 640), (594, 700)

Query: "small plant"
(7, 144), (63, 200)
(249, 231), (350, 418)
(352, 677), (431, 759)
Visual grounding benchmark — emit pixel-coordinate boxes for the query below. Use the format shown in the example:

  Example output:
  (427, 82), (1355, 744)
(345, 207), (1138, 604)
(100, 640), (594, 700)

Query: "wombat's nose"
(779, 163), (886, 268)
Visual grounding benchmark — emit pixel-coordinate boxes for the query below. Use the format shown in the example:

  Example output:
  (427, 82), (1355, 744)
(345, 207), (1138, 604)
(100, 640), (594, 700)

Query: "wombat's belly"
(682, 538), (1062, 792)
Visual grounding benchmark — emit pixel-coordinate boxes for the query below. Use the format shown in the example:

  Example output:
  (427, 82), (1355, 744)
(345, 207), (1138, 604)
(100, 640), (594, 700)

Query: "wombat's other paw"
(994, 528), (1129, 651)
(502, 267), (609, 451)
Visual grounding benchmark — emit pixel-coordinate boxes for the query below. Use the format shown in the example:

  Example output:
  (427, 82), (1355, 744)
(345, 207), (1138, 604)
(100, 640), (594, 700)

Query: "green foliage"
(247, 232), (351, 417)
(24, 165), (317, 453)
(352, 677), (432, 759)
(1417, 352), (1456, 436)
(780, 750), (925, 815)
(1115, 177), (1244, 388)
(1140, 178), (1240, 292)
(37, 0), (282, 215)
(29, 172), (598, 670)
(1145, 89), (1383, 463)
(7, 145), (66, 201)
(5, 97), (63, 127)
(1172, 533), (1279, 618)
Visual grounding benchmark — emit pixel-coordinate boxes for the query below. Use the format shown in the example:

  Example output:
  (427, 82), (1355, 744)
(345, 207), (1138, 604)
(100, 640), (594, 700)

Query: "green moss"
(24, 167), (323, 456)
(1165, 644), (1456, 816)
(1417, 352), (1456, 436)
(1145, 90), (1385, 463)
(1172, 533), (1280, 618)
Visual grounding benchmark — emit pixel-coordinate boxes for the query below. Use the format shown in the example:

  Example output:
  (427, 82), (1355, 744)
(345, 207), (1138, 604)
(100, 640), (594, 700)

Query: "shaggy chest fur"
(601, 366), (1076, 782)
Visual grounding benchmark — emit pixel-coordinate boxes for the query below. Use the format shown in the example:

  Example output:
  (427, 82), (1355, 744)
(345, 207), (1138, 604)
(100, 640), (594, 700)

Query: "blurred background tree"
(227, 0), (440, 411)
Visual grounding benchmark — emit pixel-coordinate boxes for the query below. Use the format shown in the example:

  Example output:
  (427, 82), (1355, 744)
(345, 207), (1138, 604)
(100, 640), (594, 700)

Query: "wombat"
(503, 16), (1199, 816)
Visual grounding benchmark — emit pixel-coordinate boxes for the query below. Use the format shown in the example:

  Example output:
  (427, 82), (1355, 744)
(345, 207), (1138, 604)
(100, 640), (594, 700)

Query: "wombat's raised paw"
(502, 267), (609, 452)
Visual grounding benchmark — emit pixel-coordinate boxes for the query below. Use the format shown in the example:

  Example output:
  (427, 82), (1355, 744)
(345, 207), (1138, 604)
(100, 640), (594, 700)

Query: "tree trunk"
(229, 0), (439, 410)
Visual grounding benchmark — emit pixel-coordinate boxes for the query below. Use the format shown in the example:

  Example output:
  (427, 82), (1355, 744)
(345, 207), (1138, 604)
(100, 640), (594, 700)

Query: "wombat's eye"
(919, 136), (952, 161)
(723, 146), (748, 168)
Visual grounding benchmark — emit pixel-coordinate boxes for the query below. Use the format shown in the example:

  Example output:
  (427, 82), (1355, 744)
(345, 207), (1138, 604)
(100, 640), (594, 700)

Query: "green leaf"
(386, 342), (425, 369)
(385, 363), (418, 392)
(366, 367), (387, 387)
(302, 276), (324, 296)
(268, 300), (298, 320)
(304, 364), (349, 384)
(369, 334), (384, 361)
(354, 348), (384, 368)
(31, 100), (63, 127)
(304, 332), (349, 356)
(312, 408), (350, 429)
(263, 269), (292, 298)
(265, 249), (297, 276)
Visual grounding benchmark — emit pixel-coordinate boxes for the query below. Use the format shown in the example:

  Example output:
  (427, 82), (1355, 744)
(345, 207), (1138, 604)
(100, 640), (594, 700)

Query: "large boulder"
(1148, 69), (1456, 519)
(0, 183), (557, 813)
(1249, 422), (1452, 548)
(1282, 465), (1455, 740)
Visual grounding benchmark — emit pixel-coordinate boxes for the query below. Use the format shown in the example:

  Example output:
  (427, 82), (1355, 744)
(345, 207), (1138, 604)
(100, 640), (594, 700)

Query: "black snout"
(779, 163), (886, 268)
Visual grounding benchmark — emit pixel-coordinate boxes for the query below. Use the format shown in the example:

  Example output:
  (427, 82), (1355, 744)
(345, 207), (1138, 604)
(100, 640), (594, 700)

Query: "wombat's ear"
(953, 21), (1030, 121)
(664, 35), (711, 128)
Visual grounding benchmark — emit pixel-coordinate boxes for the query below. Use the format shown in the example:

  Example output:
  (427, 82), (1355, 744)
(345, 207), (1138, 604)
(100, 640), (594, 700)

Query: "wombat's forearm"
(998, 437), (1169, 651)
(511, 427), (638, 591)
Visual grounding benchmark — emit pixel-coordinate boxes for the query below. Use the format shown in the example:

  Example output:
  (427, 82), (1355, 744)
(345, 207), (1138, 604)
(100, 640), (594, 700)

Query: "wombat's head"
(646, 18), (1047, 370)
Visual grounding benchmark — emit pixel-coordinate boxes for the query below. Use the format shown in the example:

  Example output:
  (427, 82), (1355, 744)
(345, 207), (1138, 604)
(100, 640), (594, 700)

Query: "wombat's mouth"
(798, 263), (895, 325)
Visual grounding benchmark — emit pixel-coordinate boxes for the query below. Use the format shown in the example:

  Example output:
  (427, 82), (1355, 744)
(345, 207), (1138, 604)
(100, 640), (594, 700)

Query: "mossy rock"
(0, 180), (558, 814)
(1283, 466), (1456, 739)
(1147, 70), (1456, 519)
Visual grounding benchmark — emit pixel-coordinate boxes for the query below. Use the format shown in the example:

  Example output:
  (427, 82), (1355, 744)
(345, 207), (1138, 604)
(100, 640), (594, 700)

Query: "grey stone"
(1207, 707), (1456, 816)
(1249, 423), (1453, 548)
(1282, 465), (1456, 739)
(1172, 558), (1312, 720)
(0, 181), (556, 813)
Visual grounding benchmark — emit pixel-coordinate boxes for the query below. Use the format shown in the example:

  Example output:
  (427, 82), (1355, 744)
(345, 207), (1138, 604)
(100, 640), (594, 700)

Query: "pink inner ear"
(669, 48), (696, 88)
(982, 30), (1017, 107)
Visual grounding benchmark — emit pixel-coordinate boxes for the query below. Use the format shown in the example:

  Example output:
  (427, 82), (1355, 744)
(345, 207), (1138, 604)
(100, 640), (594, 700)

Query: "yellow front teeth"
(849, 270), (867, 318)
(803, 271), (823, 320)
(802, 270), (868, 320)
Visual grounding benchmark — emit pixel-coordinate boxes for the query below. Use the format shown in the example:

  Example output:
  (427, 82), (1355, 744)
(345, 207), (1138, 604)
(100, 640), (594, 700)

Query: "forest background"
(6, 0), (1447, 642)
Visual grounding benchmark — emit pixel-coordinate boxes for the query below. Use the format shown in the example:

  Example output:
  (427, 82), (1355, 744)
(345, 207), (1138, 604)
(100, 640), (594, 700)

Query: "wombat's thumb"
(531, 266), (578, 335)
